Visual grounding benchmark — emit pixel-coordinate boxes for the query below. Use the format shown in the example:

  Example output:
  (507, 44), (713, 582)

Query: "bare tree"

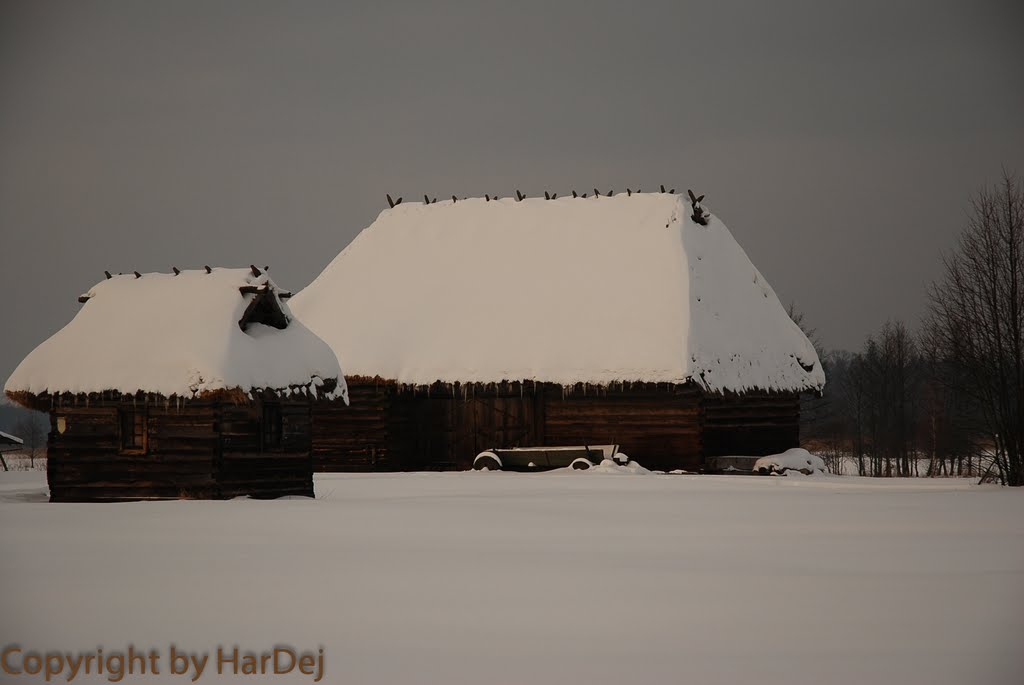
(787, 302), (833, 448)
(923, 171), (1024, 486)
(13, 416), (45, 468)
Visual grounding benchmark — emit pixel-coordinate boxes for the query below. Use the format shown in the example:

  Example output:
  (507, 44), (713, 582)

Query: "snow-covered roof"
(0, 430), (23, 446)
(292, 192), (824, 393)
(5, 268), (347, 402)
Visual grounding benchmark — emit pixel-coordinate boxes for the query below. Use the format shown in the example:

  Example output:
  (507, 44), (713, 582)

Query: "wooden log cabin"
(293, 191), (824, 472)
(4, 267), (346, 501)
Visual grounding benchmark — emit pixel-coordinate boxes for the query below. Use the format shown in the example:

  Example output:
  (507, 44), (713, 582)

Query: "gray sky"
(2, 0), (1022, 385)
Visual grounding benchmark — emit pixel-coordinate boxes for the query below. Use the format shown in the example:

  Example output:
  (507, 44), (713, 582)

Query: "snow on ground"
(1, 471), (1022, 685)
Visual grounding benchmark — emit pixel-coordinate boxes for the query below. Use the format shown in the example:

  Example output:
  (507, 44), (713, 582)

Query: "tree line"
(800, 171), (1024, 486)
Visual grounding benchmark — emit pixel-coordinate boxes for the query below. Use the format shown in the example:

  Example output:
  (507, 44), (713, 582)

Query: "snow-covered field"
(1, 470), (1022, 685)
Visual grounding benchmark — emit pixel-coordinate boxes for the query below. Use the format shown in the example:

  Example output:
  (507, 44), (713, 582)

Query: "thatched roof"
(5, 267), (346, 404)
(293, 192), (823, 393)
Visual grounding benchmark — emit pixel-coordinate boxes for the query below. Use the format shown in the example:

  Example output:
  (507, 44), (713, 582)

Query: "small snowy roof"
(0, 430), (23, 446)
(5, 268), (347, 402)
(292, 193), (823, 393)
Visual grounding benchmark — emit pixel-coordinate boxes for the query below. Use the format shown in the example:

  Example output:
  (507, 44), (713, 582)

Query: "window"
(119, 409), (147, 453)
(262, 404), (282, 450)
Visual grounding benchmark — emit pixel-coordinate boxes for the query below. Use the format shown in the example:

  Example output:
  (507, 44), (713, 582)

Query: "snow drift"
(5, 268), (346, 401)
(293, 193), (823, 393)
(752, 448), (828, 475)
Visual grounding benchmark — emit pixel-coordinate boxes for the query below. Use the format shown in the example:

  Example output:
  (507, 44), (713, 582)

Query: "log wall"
(219, 401), (314, 499)
(45, 397), (314, 502)
(410, 385), (544, 470)
(312, 384), (414, 471)
(314, 382), (804, 473)
(702, 392), (800, 460)
(544, 384), (704, 472)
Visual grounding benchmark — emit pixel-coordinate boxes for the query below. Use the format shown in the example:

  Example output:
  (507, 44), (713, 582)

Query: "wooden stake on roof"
(544, 191), (550, 200)
(172, 267), (180, 275)
(386, 193), (395, 208)
(204, 266), (212, 274)
(133, 271), (142, 279)
(104, 271), (112, 280)
(687, 189), (709, 226)
(572, 190), (578, 198)
(250, 265), (262, 277)
(594, 188), (600, 197)
(452, 195), (458, 203)
(515, 190), (525, 201)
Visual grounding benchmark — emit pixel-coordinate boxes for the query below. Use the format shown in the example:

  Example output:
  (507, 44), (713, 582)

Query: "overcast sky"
(2, 0), (1022, 384)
